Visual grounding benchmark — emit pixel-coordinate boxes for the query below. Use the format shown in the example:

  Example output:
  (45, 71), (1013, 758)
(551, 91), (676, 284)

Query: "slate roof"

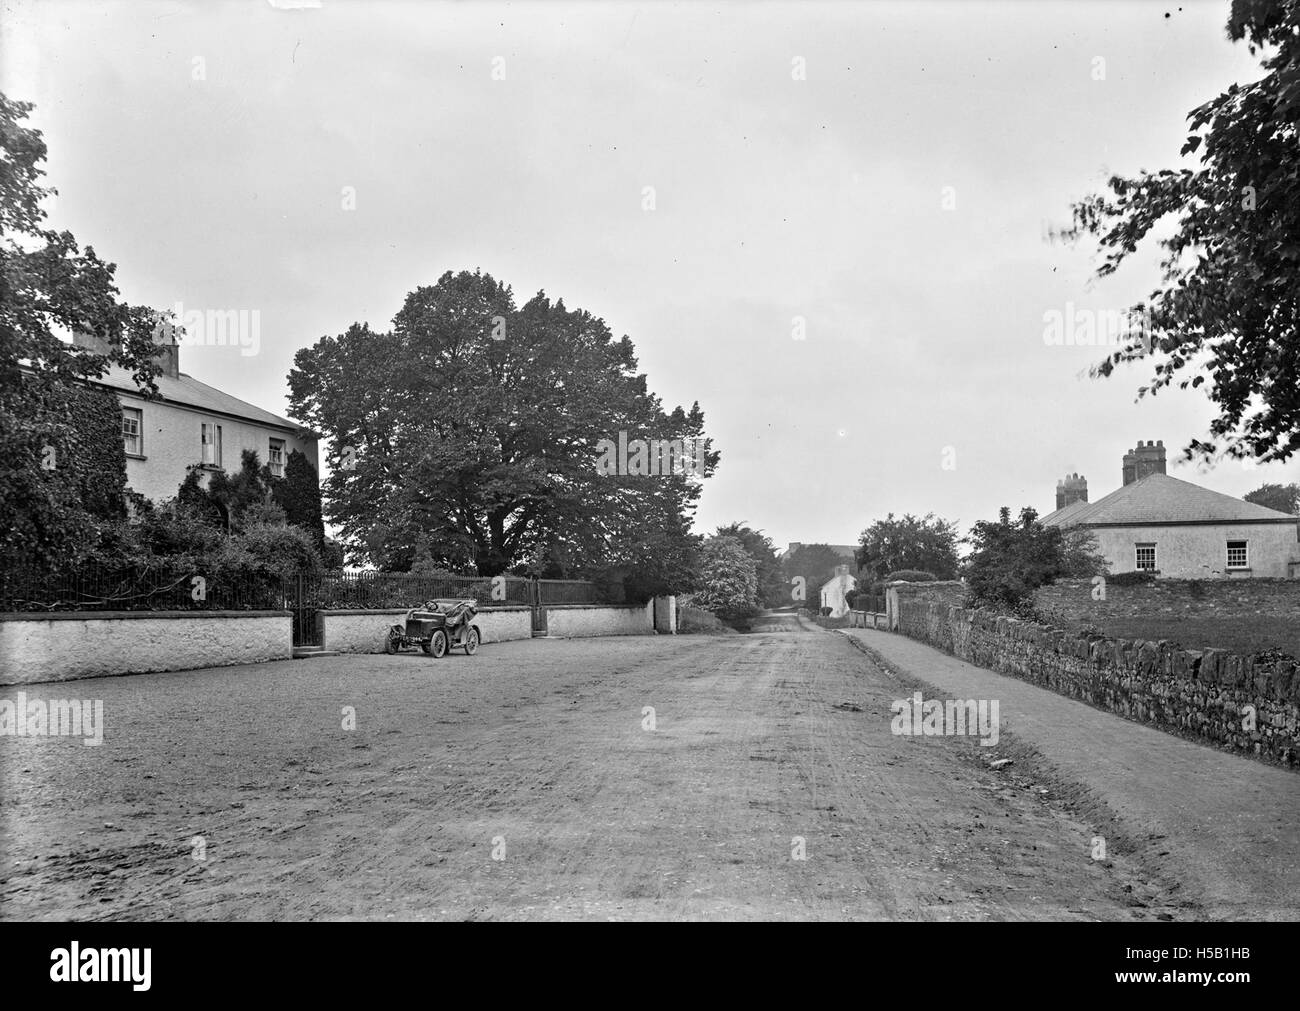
(93, 365), (312, 435)
(1041, 473), (1297, 527)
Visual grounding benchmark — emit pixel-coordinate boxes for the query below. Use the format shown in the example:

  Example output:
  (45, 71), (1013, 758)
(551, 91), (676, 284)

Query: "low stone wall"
(1035, 576), (1300, 622)
(0, 611), (292, 686)
(545, 603), (654, 637)
(894, 597), (1300, 766)
(885, 580), (965, 631)
(320, 606), (532, 653)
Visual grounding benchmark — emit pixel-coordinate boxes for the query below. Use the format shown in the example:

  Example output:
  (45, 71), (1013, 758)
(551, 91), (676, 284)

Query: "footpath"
(841, 626), (1300, 920)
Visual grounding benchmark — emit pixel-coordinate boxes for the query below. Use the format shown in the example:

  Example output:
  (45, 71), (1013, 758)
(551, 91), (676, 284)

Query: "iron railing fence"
(309, 572), (604, 610)
(537, 578), (611, 605)
(0, 561), (606, 614)
(0, 560), (289, 613)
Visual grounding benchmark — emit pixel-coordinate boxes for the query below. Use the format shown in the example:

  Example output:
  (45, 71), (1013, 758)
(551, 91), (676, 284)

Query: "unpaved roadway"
(1, 614), (1205, 920)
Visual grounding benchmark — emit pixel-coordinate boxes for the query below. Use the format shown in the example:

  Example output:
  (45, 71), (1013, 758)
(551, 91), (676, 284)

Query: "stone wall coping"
(0, 610), (290, 622)
(908, 598), (1300, 693)
(545, 602), (647, 610)
(319, 605), (532, 616)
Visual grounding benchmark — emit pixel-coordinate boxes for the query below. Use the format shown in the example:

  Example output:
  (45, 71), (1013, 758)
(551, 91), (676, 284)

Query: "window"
(1227, 540), (1248, 569)
(268, 438), (285, 478)
(121, 407), (143, 456)
(201, 422), (222, 468)
(1135, 543), (1157, 571)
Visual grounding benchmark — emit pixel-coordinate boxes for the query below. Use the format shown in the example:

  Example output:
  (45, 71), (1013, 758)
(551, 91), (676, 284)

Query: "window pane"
(121, 409), (141, 455)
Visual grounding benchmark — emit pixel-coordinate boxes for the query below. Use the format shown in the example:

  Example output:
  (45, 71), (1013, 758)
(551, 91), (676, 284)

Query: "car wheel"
(430, 630), (448, 658)
(384, 631), (399, 655)
(464, 627), (480, 655)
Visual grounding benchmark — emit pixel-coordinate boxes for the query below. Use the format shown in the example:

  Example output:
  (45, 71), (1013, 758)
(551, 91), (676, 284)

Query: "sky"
(2, 0), (1289, 552)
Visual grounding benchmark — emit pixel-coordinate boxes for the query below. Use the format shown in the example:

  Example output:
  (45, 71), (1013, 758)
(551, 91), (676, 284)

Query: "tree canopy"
(781, 542), (848, 607)
(963, 507), (1106, 609)
(1062, 0), (1300, 465)
(287, 269), (715, 582)
(1244, 480), (1300, 515)
(715, 521), (784, 607)
(1, 92), (162, 567)
(855, 512), (960, 583)
(692, 534), (760, 626)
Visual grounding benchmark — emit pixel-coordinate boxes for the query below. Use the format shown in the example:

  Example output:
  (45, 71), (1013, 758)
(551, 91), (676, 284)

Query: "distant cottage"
(1041, 440), (1300, 579)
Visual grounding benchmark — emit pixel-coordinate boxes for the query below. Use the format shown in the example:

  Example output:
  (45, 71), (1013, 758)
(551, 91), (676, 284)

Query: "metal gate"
(529, 578), (547, 637)
(289, 573), (322, 647)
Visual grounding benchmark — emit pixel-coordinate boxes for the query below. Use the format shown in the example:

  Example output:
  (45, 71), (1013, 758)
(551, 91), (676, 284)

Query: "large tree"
(692, 534), (760, 626)
(781, 542), (846, 608)
(0, 93), (162, 567)
(1062, 0), (1300, 466)
(855, 512), (960, 583)
(715, 521), (783, 607)
(1244, 480), (1300, 515)
(288, 269), (715, 580)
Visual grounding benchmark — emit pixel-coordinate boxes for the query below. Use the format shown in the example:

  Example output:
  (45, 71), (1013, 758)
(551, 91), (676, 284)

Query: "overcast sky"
(2, 0), (1284, 550)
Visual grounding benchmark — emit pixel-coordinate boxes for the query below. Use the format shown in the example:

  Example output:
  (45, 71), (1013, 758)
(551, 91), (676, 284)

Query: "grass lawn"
(1080, 616), (1300, 658)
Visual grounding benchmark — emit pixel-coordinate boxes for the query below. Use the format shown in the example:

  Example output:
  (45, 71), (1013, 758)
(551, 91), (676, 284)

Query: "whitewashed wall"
(0, 612), (291, 685)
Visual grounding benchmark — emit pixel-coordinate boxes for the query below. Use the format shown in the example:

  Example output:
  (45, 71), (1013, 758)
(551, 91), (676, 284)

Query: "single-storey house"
(1041, 440), (1300, 579)
(819, 565), (857, 617)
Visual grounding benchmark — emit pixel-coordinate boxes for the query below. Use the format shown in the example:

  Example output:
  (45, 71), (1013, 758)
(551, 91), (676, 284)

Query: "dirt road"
(1, 614), (1187, 920)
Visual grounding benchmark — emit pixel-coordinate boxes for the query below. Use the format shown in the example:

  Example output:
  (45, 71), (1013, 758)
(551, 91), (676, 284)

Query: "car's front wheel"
(430, 630), (448, 658)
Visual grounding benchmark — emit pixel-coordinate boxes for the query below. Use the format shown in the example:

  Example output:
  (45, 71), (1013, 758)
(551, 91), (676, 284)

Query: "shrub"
(883, 569), (937, 583)
(1109, 570), (1157, 587)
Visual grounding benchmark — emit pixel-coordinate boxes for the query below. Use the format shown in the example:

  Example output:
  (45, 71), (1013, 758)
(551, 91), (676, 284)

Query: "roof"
(93, 365), (314, 436)
(1041, 473), (1297, 527)
(781, 542), (859, 560)
(820, 571), (857, 590)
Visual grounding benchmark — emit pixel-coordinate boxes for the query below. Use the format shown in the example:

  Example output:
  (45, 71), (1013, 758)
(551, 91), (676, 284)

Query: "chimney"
(71, 330), (113, 356)
(1123, 440), (1166, 485)
(151, 313), (181, 379)
(72, 322), (181, 379)
(1055, 473), (1088, 510)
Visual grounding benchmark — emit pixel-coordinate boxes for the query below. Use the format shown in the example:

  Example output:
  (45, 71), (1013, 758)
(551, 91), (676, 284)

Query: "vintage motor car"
(385, 598), (481, 657)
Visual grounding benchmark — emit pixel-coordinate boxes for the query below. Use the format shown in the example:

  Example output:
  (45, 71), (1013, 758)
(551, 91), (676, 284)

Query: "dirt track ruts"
(1, 614), (1184, 920)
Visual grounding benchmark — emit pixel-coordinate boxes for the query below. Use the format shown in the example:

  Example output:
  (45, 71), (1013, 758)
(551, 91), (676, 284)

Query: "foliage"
(287, 269), (715, 577)
(272, 449), (326, 547)
(205, 450), (274, 532)
(1, 93), (164, 568)
(0, 382), (129, 568)
(1059, 526), (1110, 578)
(883, 569), (938, 583)
(1244, 481), (1300, 515)
(856, 513), (960, 582)
(962, 506), (1079, 609)
(210, 522), (322, 582)
(715, 521), (783, 606)
(1060, 0), (1300, 465)
(780, 542), (847, 608)
(692, 534), (760, 627)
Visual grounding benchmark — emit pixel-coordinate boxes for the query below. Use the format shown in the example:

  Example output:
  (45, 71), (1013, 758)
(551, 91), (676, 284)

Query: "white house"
(819, 565), (857, 617)
(1041, 440), (1300, 579)
(72, 331), (320, 502)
